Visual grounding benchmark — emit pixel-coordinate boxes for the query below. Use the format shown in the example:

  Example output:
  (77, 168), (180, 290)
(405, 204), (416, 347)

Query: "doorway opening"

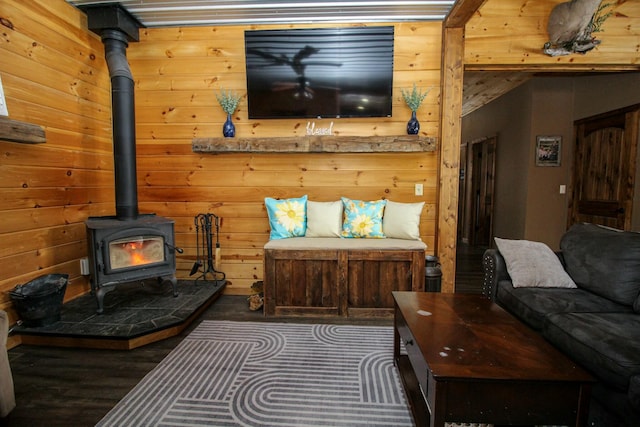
(457, 135), (497, 293)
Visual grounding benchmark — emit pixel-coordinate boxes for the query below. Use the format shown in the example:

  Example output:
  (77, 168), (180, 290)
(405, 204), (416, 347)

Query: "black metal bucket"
(425, 255), (442, 292)
(9, 274), (68, 327)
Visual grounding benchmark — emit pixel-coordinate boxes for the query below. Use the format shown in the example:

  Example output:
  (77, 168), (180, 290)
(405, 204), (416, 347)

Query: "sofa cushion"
(496, 281), (632, 331)
(630, 375), (640, 412)
(560, 223), (640, 309)
(305, 200), (342, 237)
(265, 195), (307, 240)
(382, 200), (424, 240)
(494, 237), (576, 288)
(543, 312), (640, 391)
(340, 197), (386, 238)
(591, 382), (640, 425)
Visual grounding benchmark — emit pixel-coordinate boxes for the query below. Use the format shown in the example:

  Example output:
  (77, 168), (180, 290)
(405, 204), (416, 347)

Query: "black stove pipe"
(102, 29), (138, 221)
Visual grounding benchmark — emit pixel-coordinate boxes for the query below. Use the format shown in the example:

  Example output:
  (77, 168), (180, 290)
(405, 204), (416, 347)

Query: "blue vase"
(223, 114), (235, 138)
(407, 111), (420, 135)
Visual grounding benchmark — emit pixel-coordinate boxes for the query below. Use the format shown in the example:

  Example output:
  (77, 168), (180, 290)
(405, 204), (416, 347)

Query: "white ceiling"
(66, 1), (457, 27)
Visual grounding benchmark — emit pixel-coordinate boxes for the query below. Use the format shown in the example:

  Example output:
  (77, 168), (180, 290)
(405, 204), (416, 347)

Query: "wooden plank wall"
(1, 0), (637, 320)
(0, 0), (114, 320)
(465, 0), (640, 69)
(131, 23), (443, 295)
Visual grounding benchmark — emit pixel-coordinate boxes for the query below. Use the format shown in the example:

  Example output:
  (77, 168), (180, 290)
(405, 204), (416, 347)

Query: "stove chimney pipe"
(102, 29), (138, 220)
(80, 4), (142, 221)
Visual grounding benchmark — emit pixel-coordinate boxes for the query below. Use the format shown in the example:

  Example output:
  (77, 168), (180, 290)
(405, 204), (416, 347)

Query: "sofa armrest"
(482, 249), (511, 301)
(0, 310), (15, 418)
(629, 375), (640, 413)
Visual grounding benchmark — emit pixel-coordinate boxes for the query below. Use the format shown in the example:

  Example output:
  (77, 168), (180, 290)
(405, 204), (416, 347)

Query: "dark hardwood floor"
(455, 241), (487, 294)
(5, 247), (485, 427)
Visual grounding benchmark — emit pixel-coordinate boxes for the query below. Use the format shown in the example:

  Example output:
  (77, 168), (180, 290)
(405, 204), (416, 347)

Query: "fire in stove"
(109, 235), (165, 270)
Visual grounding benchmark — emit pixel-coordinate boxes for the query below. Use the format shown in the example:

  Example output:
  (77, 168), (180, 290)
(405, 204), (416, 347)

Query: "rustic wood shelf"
(0, 116), (46, 144)
(192, 135), (436, 153)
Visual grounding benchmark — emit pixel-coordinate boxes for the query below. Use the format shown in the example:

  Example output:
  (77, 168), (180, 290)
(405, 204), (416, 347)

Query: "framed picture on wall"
(536, 135), (562, 166)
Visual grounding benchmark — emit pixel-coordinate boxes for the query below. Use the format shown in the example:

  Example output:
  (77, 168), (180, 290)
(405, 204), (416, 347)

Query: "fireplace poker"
(189, 216), (202, 276)
(214, 214), (221, 272)
(192, 213), (225, 283)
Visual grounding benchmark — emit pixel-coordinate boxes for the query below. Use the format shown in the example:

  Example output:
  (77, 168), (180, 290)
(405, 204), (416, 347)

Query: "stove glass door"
(108, 235), (165, 270)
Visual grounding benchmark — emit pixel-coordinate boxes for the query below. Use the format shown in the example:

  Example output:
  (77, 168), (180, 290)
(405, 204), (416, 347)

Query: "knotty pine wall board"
(0, 0), (112, 317)
(0, 223), (86, 259)
(130, 21), (442, 294)
(4, 0), (636, 309)
(465, 0), (640, 69)
(2, 204), (112, 235)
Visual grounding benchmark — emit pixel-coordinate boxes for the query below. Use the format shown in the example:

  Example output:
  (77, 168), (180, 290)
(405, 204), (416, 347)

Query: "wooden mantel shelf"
(192, 135), (436, 153)
(0, 116), (46, 144)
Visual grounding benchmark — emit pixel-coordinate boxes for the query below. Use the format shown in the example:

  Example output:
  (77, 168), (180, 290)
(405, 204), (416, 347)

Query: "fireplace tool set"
(190, 213), (226, 283)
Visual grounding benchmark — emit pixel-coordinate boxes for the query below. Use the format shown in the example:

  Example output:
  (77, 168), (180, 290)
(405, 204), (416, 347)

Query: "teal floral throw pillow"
(265, 195), (307, 239)
(341, 197), (387, 238)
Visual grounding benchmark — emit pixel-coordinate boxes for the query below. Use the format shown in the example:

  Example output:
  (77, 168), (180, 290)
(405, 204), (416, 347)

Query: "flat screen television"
(244, 26), (394, 119)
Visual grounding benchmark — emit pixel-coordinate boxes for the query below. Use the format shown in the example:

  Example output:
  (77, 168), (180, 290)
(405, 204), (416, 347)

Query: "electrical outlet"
(80, 257), (90, 275)
(559, 184), (566, 194)
(415, 183), (423, 196)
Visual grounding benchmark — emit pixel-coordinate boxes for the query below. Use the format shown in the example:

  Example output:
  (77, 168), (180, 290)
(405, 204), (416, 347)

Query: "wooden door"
(569, 104), (639, 230)
(470, 136), (496, 246)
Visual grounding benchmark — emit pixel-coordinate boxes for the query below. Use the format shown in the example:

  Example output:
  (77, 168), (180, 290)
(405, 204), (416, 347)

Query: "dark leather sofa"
(482, 223), (640, 426)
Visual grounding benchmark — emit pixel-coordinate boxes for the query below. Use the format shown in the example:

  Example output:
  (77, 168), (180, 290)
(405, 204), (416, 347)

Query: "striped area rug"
(97, 320), (414, 427)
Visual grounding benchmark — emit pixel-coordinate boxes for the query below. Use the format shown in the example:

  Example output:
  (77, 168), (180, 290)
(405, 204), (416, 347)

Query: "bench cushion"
(264, 237), (427, 251)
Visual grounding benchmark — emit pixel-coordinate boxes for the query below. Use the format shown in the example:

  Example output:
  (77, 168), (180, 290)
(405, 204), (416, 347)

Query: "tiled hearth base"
(11, 279), (226, 350)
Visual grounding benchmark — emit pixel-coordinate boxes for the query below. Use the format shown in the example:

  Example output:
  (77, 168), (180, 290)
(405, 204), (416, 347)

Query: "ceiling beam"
(443, 0), (486, 28)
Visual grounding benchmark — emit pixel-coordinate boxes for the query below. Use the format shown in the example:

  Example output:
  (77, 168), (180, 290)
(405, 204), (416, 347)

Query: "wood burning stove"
(81, 5), (182, 313)
(86, 215), (179, 314)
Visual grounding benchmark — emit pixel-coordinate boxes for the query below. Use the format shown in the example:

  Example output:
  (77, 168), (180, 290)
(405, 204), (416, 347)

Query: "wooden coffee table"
(393, 292), (593, 427)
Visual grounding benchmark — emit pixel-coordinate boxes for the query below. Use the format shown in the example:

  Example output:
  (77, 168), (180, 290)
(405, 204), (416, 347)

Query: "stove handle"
(165, 242), (184, 254)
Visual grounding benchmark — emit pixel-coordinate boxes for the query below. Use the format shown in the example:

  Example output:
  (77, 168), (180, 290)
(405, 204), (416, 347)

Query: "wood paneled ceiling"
(66, 0), (528, 116)
(463, 72), (534, 116)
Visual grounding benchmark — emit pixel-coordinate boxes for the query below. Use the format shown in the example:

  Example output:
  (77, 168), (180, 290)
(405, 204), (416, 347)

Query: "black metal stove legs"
(93, 283), (114, 314)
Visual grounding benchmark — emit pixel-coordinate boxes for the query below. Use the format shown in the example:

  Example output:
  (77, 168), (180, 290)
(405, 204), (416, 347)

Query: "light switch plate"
(415, 183), (424, 196)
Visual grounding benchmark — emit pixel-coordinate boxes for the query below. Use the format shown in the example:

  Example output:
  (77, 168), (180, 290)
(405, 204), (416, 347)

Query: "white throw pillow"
(494, 237), (577, 288)
(382, 200), (424, 240)
(305, 200), (343, 237)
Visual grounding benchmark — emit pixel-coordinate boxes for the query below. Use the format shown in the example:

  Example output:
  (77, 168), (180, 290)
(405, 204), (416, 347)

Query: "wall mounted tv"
(244, 26), (394, 119)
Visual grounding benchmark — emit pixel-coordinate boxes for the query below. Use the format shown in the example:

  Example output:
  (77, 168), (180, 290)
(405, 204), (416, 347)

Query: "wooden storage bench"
(263, 237), (426, 318)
